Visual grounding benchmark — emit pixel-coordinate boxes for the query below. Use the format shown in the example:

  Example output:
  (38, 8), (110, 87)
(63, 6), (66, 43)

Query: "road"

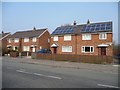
(2, 57), (119, 88)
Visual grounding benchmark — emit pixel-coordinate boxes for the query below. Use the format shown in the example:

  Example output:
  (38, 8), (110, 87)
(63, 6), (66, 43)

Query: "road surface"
(2, 57), (119, 88)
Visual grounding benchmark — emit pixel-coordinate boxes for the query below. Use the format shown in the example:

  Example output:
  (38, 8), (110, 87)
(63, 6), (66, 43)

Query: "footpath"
(8, 56), (119, 74)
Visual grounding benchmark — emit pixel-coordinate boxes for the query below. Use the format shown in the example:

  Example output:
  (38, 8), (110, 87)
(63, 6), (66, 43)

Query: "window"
(32, 37), (37, 42)
(82, 46), (94, 53)
(48, 39), (50, 43)
(82, 34), (91, 40)
(23, 46), (30, 51)
(8, 39), (11, 43)
(14, 38), (19, 42)
(24, 38), (29, 42)
(99, 33), (107, 40)
(53, 36), (58, 41)
(62, 46), (72, 52)
(64, 35), (71, 41)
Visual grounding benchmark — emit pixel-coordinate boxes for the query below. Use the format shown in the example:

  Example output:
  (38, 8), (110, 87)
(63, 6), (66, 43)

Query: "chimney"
(73, 21), (77, 25)
(33, 27), (36, 31)
(87, 19), (90, 24)
(2, 31), (4, 34)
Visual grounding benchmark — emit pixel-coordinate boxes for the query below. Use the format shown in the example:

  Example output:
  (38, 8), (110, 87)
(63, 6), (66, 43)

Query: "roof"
(10, 28), (47, 38)
(51, 21), (112, 35)
(0, 32), (11, 40)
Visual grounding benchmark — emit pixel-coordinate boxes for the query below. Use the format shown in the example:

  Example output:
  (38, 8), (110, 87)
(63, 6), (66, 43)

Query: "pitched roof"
(51, 21), (112, 35)
(0, 32), (11, 40)
(11, 28), (47, 38)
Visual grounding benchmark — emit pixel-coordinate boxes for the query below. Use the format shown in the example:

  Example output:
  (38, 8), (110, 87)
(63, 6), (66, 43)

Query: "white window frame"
(99, 33), (107, 40)
(24, 38), (29, 42)
(62, 46), (72, 52)
(32, 37), (37, 42)
(64, 35), (71, 41)
(53, 36), (58, 41)
(81, 46), (94, 53)
(48, 39), (50, 43)
(14, 38), (19, 43)
(82, 34), (91, 40)
(23, 46), (30, 51)
(8, 38), (11, 43)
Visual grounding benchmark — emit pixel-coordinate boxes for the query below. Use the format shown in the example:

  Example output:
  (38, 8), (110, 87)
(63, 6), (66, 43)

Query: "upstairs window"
(14, 38), (19, 43)
(32, 37), (37, 42)
(53, 36), (58, 41)
(99, 33), (107, 40)
(82, 34), (91, 40)
(24, 38), (29, 42)
(8, 39), (11, 43)
(64, 35), (71, 41)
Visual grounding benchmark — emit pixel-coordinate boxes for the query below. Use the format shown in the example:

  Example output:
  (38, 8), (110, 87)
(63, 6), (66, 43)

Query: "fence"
(31, 53), (113, 64)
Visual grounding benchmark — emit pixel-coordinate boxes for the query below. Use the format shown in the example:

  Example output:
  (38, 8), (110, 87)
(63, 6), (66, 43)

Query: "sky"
(1, 1), (119, 44)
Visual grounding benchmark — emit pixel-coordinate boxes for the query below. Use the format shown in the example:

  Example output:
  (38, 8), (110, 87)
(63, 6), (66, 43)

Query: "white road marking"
(16, 70), (32, 74)
(97, 84), (119, 88)
(16, 69), (62, 80)
(113, 65), (119, 67)
(34, 73), (62, 80)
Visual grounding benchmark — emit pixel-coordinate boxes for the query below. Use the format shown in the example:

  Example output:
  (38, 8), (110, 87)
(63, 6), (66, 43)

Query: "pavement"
(5, 56), (119, 74)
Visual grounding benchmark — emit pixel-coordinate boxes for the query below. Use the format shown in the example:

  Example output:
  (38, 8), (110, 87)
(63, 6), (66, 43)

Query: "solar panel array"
(81, 22), (112, 32)
(52, 26), (75, 35)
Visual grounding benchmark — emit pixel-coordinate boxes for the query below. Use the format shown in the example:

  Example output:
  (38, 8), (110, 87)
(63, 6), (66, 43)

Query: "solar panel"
(81, 22), (112, 33)
(51, 26), (75, 35)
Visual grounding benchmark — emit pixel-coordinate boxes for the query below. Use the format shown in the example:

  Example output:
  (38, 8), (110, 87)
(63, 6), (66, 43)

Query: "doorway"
(53, 47), (57, 54)
(101, 47), (106, 55)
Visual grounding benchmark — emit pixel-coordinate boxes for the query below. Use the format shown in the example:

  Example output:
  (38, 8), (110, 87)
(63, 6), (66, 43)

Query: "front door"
(53, 47), (57, 54)
(101, 47), (106, 55)
(32, 47), (35, 52)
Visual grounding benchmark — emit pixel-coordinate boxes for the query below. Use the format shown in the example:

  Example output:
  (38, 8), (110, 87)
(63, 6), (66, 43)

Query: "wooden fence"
(31, 53), (113, 64)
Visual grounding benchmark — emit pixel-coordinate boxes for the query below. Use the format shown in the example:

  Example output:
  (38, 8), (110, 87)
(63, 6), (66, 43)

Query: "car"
(36, 49), (51, 54)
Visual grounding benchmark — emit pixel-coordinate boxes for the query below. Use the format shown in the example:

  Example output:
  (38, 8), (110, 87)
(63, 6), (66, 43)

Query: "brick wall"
(7, 30), (50, 53)
(50, 33), (113, 56)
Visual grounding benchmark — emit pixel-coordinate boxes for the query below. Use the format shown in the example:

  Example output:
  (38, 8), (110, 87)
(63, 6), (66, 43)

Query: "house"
(7, 27), (50, 54)
(50, 20), (113, 56)
(0, 31), (11, 55)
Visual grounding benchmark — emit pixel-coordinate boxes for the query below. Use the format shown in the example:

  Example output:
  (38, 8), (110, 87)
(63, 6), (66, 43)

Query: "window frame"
(14, 38), (19, 43)
(23, 46), (30, 51)
(81, 46), (94, 53)
(82, 34), (91, 40)
(53, 36), (58, 41)
(99, 33), (107, 40)
(64, 35), (71, 41)
(24, 38), (29, 42)
(62, 46), (72, 52)
(32, 37), (37, 42)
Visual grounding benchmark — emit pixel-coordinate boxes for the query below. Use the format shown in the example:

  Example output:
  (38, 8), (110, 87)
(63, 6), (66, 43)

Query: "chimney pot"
(73, 21), (77, 25)
(33, 27), (36, 31)
(87, 19), (90, 24)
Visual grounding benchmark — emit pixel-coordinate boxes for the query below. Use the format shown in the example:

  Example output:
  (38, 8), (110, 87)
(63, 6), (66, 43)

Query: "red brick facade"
(50, 32), (113, 56)
(7, 30), (50, 53)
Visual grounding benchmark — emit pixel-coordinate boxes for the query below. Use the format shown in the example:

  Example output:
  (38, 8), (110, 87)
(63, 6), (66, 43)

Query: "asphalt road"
(2, 57), (119, 88)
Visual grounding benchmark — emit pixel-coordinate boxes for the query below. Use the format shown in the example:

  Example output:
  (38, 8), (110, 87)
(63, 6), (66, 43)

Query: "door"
(101, 47), (106, 55)
(32, 47), (35, 52)
(53, 47), (57, 54)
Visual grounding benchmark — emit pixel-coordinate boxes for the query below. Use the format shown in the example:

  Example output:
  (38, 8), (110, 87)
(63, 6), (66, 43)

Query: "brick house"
(50, 20), (113, 56)
(7, 27), (50, 53)
(0, 31), (11, 55)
